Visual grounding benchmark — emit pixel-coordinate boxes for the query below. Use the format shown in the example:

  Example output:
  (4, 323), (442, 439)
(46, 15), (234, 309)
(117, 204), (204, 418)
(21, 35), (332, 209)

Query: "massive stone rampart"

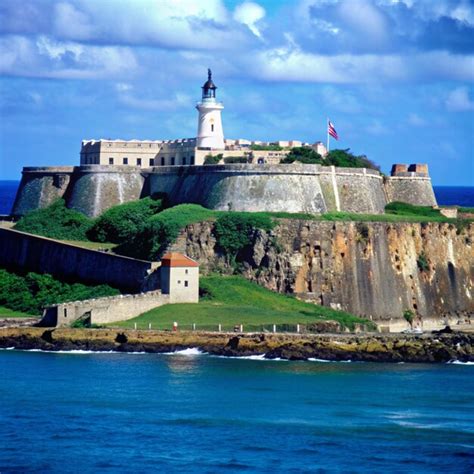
(170, 220), (474, 330)
(0, 228), (158, 292)
(11, 163), (437, 218)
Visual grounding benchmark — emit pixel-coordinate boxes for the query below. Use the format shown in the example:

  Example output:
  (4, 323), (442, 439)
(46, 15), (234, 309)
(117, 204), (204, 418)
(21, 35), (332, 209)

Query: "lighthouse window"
(123, 157), (128, 165)
(211, 124), (214, 132)
(161, 157), (165, 166)
(109, 157), (114, 165)
(137, 158), (142, 166)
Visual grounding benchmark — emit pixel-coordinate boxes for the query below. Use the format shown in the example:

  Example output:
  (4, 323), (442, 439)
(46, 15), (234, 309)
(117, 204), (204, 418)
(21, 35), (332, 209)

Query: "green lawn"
(0, 306), (39, 318)
(62, 240), (117, 251)
(111, 275), (373, 332)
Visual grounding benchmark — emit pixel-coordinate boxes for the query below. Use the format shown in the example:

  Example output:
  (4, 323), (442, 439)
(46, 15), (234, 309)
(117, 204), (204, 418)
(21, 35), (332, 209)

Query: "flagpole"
(326, 117), (330, 152)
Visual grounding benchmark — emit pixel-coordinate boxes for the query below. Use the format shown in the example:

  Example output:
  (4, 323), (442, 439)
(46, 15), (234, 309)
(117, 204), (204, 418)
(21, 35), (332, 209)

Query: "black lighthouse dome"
(202, 68), (217, 99)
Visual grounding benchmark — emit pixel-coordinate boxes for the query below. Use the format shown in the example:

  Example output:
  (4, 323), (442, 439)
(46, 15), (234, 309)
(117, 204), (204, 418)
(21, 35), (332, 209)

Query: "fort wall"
(67, 165), (146, 217)
(41, 291), (169, 327)
(0, 228), (158, 292)
(12, 167), (74, 216)
(11, 163), (438, 218)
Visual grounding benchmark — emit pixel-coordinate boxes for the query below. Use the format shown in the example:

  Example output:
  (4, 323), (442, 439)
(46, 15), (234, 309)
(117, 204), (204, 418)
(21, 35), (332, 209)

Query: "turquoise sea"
(1, 350), (473, 473)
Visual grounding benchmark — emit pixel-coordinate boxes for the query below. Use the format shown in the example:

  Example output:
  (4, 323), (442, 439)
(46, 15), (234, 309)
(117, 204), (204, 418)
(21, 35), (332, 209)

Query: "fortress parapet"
(12, 162), (437, 218)
(386, 163), (436, 206)
(391, 163), (429, 177)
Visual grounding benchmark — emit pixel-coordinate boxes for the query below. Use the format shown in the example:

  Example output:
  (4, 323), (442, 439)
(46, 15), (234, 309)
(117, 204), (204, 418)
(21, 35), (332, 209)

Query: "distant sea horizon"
(0, 180), (473, 215)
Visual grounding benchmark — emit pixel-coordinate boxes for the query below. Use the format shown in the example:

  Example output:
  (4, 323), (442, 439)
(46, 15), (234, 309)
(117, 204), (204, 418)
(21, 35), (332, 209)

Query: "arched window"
(211, 124), (214, 132)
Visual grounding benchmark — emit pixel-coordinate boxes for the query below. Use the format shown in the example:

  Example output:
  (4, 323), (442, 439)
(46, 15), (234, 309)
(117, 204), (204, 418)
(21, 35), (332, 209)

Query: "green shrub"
(14, 199), (93, 241)
(325, 149), (380, 171)
(0, 269), (119, 315)
(280, 147), (380, 170)
(116, 204), (218, 260)
(281, 147), (323, 164)
(417, 251), (429, 272)
(250, 144), (283, 151)
(223, 156), (248, 164)
(403, 309), (415, 327)
(214, 213), (275, 263)
(87, 197), (163, 243)
(204, 154), (223, 165)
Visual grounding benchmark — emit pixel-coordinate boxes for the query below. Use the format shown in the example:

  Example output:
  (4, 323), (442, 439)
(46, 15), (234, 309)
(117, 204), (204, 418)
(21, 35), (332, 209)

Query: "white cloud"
(54, 2), (93, 40)
(253, 38), (474, 83)
(407, 113), (426, 126)
(0, 35), (138, 80)
(382, 0), (474, 26)
(233, 2), (266, 38)
(445, 87), (474, 111)
(339, 0), (389, 44)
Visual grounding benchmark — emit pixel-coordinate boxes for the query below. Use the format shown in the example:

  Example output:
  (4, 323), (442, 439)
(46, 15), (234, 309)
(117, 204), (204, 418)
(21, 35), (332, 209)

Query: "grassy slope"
(0, 306), (39, 318)
(140, 203), (471, 229)
(112, 275), (372, 331)
(62, 240), (117, 250)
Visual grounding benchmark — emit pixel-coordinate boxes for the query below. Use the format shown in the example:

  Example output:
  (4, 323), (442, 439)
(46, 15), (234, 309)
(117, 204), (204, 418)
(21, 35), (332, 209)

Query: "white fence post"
(193, 323), (196, 331)
(240, 324), (243, 333)
(148, 323), (151, 330)
(296, 324), (300, 333)
(218, 324), (222, 332)
(273, 324), (276, 333)
(134, 323), (137, 330)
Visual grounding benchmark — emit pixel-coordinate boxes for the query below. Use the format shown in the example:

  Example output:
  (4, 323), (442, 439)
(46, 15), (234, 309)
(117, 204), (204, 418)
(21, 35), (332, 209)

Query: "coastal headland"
(1, 327), (473, 363)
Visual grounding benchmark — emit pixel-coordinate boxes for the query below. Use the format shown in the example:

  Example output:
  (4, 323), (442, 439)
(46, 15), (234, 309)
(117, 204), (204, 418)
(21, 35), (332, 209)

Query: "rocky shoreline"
(1, 328), (473, 363)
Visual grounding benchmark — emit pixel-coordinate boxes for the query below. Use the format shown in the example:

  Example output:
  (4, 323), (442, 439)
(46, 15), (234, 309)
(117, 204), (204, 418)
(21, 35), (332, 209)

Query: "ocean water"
(0, 182), (473, 215)
(0, 350), (473, 473)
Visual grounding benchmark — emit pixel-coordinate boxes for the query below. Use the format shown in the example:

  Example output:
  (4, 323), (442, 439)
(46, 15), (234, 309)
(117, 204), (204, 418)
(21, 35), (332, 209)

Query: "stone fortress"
(12, 70), (437, 218)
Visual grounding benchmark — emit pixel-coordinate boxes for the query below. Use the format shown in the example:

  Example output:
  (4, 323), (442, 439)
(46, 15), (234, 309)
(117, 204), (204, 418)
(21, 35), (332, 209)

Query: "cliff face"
(170, 220), (474, 329)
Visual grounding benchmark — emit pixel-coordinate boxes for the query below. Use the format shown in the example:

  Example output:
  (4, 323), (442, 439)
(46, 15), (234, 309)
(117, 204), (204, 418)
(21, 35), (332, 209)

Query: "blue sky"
(0, 0), (473, 185)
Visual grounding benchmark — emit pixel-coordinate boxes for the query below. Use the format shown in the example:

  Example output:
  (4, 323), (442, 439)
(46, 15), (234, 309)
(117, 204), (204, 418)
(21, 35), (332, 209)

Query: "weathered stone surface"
(170, 220), (474, 327)
(12, 164), (437, 218)
(0, 228), (159, 293)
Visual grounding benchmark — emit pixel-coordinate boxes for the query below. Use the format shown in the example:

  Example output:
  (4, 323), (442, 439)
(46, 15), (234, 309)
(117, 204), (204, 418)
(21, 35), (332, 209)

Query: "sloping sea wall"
(11, 164), (437, 217)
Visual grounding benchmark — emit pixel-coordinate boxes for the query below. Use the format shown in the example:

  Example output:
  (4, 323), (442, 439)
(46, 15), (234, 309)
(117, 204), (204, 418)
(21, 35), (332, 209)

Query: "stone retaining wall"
(0, 228), (159, 292)
(41, 291), (169, 327)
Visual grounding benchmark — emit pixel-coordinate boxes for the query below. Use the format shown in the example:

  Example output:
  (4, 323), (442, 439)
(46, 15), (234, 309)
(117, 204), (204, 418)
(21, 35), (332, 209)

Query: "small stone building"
(40, 252), (200, 327)
(160, 253), (200, 303)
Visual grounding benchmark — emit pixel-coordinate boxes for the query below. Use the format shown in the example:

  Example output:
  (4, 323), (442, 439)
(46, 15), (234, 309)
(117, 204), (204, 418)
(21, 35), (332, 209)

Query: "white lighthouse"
(196, 69), (225, 150)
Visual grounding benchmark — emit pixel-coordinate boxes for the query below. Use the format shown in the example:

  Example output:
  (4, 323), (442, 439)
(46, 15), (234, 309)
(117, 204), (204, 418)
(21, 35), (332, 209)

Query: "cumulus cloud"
(233, 2), (266, 38)
(0, 35), (138, 79)
(445, 86), (474, 111)
(253, 38), (474, 83)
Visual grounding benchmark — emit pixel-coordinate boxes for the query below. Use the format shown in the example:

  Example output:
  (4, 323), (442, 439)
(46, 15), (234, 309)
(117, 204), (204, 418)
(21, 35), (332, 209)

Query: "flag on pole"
(328, 120), (338, 140)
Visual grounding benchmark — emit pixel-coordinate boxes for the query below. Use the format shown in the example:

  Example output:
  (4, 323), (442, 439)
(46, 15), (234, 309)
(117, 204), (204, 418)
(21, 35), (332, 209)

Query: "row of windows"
(108, 156), (195, 166)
